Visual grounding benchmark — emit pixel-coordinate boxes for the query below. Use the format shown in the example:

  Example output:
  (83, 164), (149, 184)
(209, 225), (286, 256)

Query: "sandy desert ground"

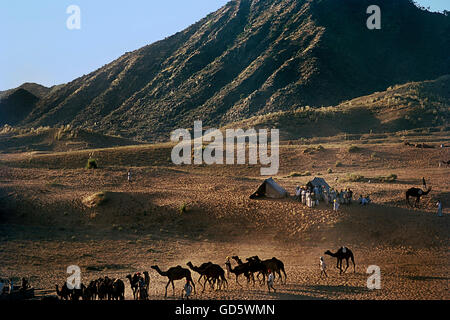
(0, 137), (449, 300)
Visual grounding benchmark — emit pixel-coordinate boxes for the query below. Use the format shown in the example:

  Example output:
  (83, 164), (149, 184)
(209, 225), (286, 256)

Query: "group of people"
(294, 185), (357, 210)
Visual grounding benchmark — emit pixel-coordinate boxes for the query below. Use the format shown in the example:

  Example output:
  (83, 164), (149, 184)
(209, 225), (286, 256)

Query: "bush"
(82, 191), (109, 208)
(376, 174), (397, 183)
(339, 173), (365, 183)
(335, 161), (343, 167)
(86, 158), (98, 169)
(179, 203), (188, 214)
(327, 168), (333, 174)
(348, 145), (361, 153)
(288, 171), (311, 177)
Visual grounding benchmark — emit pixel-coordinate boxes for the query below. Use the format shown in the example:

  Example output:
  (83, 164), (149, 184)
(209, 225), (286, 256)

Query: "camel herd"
(55, 248), (356, 300)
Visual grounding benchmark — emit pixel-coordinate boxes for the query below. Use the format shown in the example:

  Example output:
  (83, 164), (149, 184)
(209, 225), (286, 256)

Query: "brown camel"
(111, 279), (125, 300)
(225, 260), (251, 287)
(406, 187), (431, 207)
(55, 283), (72, 300)
(126, 274), (140, 300)
(186, 262), (228, 292)
(142, 271), (150, 299)
(151, 265), (195, 298)
(248, 256), (287, 284)
(324, 247), (356, 274)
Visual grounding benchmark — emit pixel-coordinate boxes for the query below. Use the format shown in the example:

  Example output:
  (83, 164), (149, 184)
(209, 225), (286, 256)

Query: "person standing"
(295, 186), (301, 201)
(437, 200), (443, 217)
(267, 270), (276, 293)
(182, 279), (193, 300)
(127, 168), (132, 183)
(333, 199), (339, 211)
(320, 257), (328, 278)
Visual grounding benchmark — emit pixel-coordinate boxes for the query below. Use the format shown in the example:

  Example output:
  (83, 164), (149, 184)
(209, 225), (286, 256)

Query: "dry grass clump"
(82, 192), (109, 208)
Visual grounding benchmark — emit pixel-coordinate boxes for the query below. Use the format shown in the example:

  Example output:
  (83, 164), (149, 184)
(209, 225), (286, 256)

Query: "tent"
(250, 177), (288, 199)
(306, 177), (330, 191)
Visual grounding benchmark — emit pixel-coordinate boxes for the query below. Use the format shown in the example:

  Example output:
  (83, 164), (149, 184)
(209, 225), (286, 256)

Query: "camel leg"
(165, 281), (170, 298)
(343, 258), (349, 274)
(282, 268), (287, 284)
(235, 275), (242, 287)
(172, 281), (175, 296)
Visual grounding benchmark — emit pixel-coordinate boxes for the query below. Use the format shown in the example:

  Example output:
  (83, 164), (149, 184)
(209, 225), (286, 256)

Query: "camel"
(231, 256), (254, 284)
(324, 247), (356, 274)
(248, 256), (287, 284)
(186, 262), (227, 292)
(225, 260), (251, 287)
(55, 283), (72, 300)
(151, 265), (195, 298)
(55, 282), (85, 300)
(111, 279), (125, 300)
(186, 261), (213, 285)
(126, 274), (140, 300)
(142, 271), (150, 299)
(406, 187), (431, 207)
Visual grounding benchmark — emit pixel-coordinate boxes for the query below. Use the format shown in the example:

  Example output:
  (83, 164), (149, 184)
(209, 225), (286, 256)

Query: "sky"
(1, 0), (448, 91)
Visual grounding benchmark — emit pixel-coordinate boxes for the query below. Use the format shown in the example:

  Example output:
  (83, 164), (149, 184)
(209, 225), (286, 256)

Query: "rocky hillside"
(226, 75), (450, 139)
(5, 0), (450, 141)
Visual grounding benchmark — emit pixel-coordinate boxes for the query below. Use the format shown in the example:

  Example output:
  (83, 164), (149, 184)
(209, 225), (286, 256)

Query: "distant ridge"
(3, 0), (450, 141)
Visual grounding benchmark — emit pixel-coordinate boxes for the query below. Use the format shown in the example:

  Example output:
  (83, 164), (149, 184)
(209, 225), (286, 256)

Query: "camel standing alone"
(324, 247), (356, 274)
(151, 265), (195, 298)
(406, 187), (431, 207)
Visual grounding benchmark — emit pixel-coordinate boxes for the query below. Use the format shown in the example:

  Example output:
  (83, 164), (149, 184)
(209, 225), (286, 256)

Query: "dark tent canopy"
(250, 178), (288, 199)
(306, 177), (330, 191)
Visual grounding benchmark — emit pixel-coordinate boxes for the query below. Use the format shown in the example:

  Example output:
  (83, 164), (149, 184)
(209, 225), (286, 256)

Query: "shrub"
(179, 202), (188, 214)
(376, 174), (397, 183)
(288, 171), (311, 177)
(339, 173), (365, 183)
(86, 158), (98, 169)
(348, 145), (361, 153)
(335, 161), (343, 167)
(327, 168), (333, 174)
(82, 191), (109, 208)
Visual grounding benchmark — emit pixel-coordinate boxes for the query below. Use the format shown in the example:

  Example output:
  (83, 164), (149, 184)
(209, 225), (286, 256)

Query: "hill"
(225, 75), (450, 140)
(11, 0), (449, 141)
(0, 126), (141, 153)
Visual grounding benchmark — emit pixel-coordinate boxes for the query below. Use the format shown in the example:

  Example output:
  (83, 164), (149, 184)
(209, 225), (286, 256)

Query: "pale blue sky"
(1, 0), (448, 91)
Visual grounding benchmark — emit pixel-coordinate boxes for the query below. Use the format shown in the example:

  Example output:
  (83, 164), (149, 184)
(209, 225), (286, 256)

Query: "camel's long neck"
(154, 267), (168, 276)
(187, 264), (198, 272)
(423, 188), (431, 195)
(327, 252), (338, 258)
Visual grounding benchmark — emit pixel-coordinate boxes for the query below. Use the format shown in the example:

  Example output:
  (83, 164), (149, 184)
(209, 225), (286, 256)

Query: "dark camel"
(111, 279), (125, 300)
(324, 247), (356, 274)
(248, 256), (287, 284)
(406, 187), (431, 207)
(151, 265), (195, 298)
(225, 260), (251, 287)
(126, 274), (140, 300)
(186, 261), (213, 285)
(186, 262), (228, 292)
(55, 283), (72, 300)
